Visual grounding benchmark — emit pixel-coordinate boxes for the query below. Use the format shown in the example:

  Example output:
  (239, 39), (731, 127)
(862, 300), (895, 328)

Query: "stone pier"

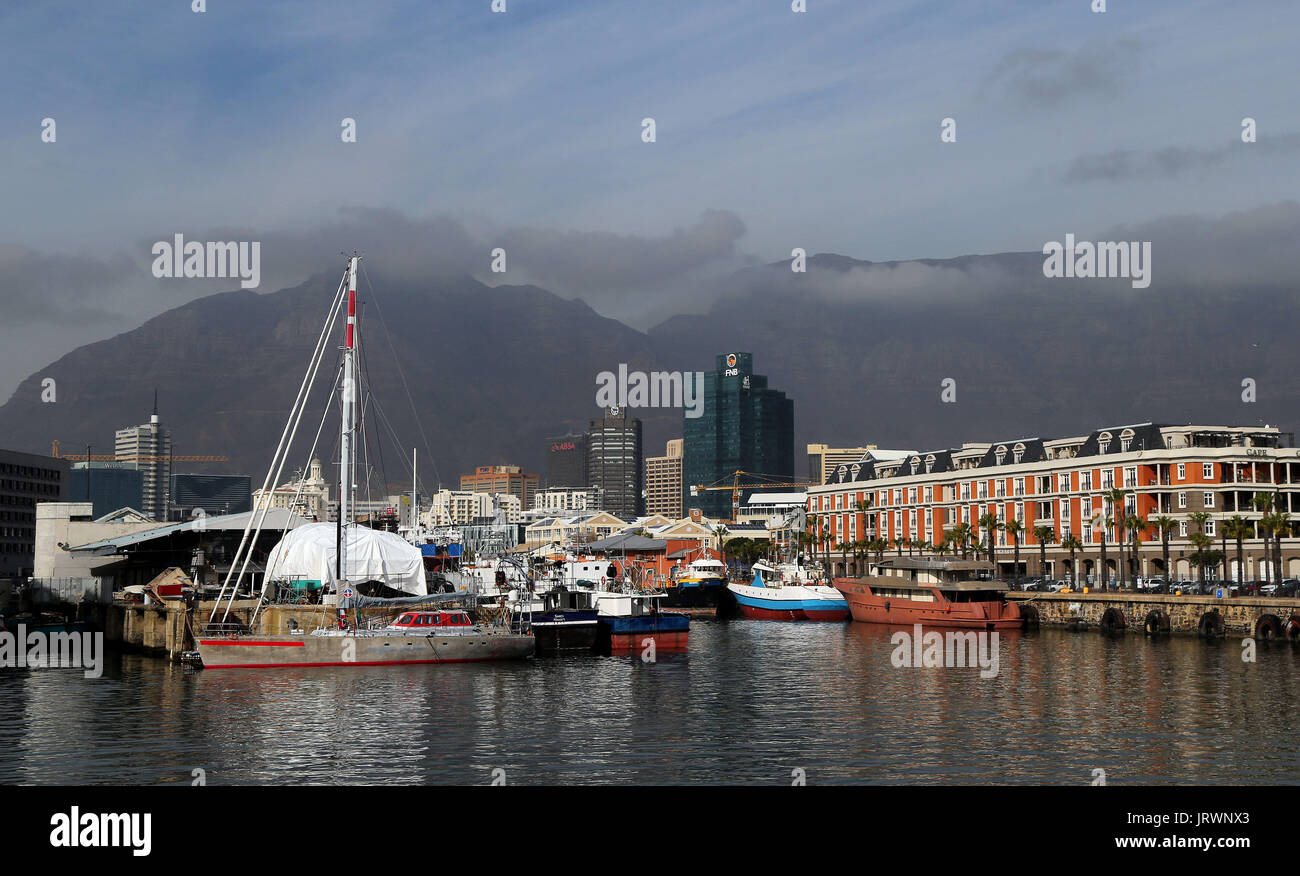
(1008, 591), (1300, 639)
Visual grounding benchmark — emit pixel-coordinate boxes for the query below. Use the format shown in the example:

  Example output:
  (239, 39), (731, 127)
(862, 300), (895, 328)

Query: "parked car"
(1135, 576), (1165, 591)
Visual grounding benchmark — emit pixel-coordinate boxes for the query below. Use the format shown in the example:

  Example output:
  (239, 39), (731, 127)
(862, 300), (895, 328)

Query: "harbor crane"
(690, 470), (811, 522)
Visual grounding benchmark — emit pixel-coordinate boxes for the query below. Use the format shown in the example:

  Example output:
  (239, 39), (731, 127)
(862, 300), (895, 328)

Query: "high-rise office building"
(69, 462), (144, 518)
(169, 473), (252, 520)
(645, 438), (684, 518)
(682, 352), (794, 519)
(808, 443), (879, 485)
(460, 465), (540, 509)
(545, 432), (589, 488)
(587, 407), (643, 518)
(115, 404), (172, 521)
(0, 448), (69, 577)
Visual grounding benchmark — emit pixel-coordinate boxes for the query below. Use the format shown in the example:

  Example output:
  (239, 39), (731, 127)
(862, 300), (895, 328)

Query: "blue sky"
(1, 0), (1298, 394)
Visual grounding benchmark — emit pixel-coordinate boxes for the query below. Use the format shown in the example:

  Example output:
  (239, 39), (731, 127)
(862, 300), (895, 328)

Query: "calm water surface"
(3, 622), (1299, 785)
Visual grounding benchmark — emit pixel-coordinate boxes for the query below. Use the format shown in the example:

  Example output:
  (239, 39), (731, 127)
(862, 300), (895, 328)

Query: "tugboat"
(662, 552), (727, 608)
(527, 587), (600, 654)
(832, 557), (1022, 630)
(727, 560), (849, 621)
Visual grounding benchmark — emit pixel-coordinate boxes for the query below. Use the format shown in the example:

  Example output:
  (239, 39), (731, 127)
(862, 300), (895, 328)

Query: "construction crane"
(690, 470), (811, 522)
(51, 440), (228, 463)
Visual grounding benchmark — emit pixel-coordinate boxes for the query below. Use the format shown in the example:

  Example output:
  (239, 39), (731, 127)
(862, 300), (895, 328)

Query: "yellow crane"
(690, 470), (811, 522)
(51, 439), (229, 463)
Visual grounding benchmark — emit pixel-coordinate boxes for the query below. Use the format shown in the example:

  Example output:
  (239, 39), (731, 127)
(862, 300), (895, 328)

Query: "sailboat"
(195, 256), (534, 668)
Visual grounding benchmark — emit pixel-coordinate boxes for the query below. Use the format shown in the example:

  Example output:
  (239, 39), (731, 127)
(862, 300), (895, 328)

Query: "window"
(1099, 432), (1112, 454)
(1178, 492), (1187, 509)
(1177, 463), (1186, 480)
(1081, 471), (1093, 490)
(978, 481), (988, 499)
(1059, 473), (1071, 492)
(1205, 519), (1215, 537)
(995, 445), (1007, 465)
(909, 487), (917, 504)
(1203, 492), (1214, 508)
(1102, 470), (1114, 489)
(1179, 520), (1188, 537)
(923, 486), (932, 503)
(1083, 523), (1093, 541)
(961, 483), (971, 501)
(1037, 475), (1051, 493)
(1082, 498), (1092, 517)
(1013, 443), (1025, 464)
(1203, 463), (1214, 480)
(1038, 501), (1052, 519)
(1014, 477), (1025, 496)
(1124, 467), (1137, 488)
(1015, 503), (1024, 522)
(995, 480), (1006, 498)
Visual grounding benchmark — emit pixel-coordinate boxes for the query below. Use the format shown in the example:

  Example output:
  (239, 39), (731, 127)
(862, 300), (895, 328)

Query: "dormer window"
(1120, 428), (1134, 453)
(995, 445), (1007, 466)
(1098, 432), (1112, 454)
(1013, 442), (1025, 464)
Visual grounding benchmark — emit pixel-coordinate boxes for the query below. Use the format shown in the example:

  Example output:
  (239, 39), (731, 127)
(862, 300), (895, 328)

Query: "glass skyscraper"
(682, 352), (794, 519)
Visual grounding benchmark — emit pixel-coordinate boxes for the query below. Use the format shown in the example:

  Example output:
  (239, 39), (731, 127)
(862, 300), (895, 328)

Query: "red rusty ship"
(833, 557), (1023, 631)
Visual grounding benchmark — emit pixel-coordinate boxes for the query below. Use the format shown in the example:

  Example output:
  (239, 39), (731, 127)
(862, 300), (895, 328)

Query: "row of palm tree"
(801, 488), (1294, 586)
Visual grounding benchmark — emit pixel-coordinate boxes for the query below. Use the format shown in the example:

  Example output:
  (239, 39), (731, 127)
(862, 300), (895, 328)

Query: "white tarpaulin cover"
(263, 522), (427, 595)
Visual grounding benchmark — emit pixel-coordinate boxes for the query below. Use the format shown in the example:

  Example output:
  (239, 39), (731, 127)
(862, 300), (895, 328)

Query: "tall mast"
(338, 255), (359, 584)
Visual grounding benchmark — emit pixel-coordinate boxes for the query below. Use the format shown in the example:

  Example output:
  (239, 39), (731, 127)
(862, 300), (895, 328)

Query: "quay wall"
(100, 600), (340, 661)
(1007, 591), (1300, 638)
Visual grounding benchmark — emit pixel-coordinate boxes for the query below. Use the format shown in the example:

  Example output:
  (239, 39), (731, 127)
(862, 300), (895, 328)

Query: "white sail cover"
(263, 522), (427, 595)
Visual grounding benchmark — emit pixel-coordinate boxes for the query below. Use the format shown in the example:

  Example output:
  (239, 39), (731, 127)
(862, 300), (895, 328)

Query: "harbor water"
(3, 621), (1299, 785)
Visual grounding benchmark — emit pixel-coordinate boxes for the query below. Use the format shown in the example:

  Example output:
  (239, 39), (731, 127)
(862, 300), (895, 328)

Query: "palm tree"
(1032, 524), (1056, 579)
(1189, 533), (1216, 587)
(1224, 515), (1251, 585)
(1250, 493), (1275, 585)
(978, 512), (1001, 577)
(1093, 514), (1110, 589)
(1126, 514), (1148, 590)
(1061, 535), (1083, 589)
(1151, 515), (1177, 584)
(805, 514), (818, 563)
(1004, 519), (1024, 579)
(1266, 511), (1291, 587)
(1105, 488), (1128, 588)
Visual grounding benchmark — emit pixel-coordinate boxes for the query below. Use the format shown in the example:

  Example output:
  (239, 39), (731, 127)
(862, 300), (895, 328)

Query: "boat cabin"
(388, 610), (474, 629)
(860, 557), (1007, 602)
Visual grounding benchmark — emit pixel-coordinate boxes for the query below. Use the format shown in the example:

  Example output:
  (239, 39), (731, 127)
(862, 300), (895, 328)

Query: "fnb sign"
(724, 352), (739, 376)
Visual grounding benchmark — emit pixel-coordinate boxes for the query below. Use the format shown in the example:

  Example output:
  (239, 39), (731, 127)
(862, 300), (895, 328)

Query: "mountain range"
(1, 251), (1295, 494)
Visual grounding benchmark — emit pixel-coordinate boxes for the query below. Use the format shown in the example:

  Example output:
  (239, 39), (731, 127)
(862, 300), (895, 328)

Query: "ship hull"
(658, 580), (724, 608)
(527, 610), (599, 654)
(833, 581), (1022, 630)
(727, 583), (850, 622)
(196, 631), (534, 668)
(596, 613), (690, 654)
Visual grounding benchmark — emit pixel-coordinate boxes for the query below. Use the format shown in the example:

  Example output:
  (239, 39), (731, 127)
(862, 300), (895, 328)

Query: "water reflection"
(2, 621), (1298, 785)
